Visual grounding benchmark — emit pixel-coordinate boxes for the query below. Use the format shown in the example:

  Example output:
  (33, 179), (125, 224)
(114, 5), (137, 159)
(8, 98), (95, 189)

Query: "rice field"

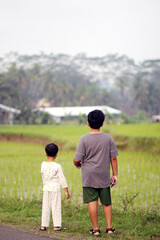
(105, 123), (160, 137)
(0, 123), (160, 212)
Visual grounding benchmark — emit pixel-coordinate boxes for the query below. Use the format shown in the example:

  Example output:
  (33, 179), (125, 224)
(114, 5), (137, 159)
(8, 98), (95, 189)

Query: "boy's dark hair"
(88, 110), (105, 129)
(45, 143), (58, 157)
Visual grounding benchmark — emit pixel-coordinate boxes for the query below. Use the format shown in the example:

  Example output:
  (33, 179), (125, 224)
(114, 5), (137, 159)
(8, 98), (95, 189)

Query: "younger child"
(40, 143), (70, 231)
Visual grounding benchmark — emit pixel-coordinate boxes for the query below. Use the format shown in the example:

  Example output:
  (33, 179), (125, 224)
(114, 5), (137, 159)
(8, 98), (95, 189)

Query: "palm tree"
(115, 77), (128, 101)
(131, 77), (148, 111)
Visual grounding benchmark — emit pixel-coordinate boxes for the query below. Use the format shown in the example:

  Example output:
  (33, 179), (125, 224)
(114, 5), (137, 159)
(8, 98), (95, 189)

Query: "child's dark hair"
(88, 110), (105, 129)
(45, 143), (58, 157)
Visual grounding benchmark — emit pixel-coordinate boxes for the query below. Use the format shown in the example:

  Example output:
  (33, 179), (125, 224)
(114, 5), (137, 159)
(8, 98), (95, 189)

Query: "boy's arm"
(73, 158), (81, 169)
(73, 136), (85, 169)
(110, 156), (118, 186)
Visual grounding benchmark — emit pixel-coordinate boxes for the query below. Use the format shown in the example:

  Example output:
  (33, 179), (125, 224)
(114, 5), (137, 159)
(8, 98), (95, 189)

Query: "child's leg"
(41, 191), (50, 227)
(51, 191), (61, 228)
(88, 200), (99, 230)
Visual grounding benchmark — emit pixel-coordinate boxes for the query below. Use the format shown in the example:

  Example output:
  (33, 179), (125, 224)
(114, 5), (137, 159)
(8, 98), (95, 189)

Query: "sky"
(0, 0), (160, 62)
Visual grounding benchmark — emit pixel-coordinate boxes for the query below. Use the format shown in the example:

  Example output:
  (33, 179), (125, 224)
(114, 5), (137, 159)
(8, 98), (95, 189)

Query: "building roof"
(0, 104), (21, 114)
(35, 106), (121, 117)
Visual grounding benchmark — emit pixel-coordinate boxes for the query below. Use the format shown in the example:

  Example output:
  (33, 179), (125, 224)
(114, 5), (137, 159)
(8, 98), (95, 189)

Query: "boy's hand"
(75, 162), (81, 168)
(110, 175), (118, 187)
(73, 159), (81, 169)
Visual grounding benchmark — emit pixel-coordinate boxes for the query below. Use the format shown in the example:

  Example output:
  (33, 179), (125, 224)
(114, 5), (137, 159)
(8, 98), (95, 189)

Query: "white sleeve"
(41, 162), (44, 182)
(41, 162), (44, 173)
(57, 165), (68, 188)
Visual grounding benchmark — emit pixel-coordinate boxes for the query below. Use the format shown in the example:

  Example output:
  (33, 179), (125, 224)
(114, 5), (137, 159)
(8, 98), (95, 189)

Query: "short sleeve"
(110, 136), (119, 158)
(74, 136), (86, 161)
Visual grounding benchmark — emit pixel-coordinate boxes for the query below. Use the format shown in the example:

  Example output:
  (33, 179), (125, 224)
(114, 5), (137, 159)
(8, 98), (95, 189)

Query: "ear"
(87, 121), (90, 126)
(101, 122), (104, 127)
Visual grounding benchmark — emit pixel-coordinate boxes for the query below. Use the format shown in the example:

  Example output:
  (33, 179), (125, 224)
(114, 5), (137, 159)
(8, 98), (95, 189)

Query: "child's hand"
(65, 191), (70, 199)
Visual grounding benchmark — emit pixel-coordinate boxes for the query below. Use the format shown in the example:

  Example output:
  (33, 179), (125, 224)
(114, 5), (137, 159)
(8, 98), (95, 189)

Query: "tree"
(115, 77), (128, 101)
(147, 81), (160, 115)
(131, 77), (148, 111)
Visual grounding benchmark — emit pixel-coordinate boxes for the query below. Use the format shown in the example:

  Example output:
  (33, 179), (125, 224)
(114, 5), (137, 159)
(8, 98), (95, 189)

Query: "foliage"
(0, 54), (160, 123)
(120, 111), (149, 124)
(115, 76), (129, 101)
(105, 112), (115, 124)
(78, 114), (87, 124)
(0, 63), (114, 124)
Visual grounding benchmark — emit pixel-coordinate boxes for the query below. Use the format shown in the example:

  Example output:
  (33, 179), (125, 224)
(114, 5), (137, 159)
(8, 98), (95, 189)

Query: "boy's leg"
(51, 191), (62, 229)
(99, 187), (114, 234)
(102, 204), (113, 230)
(88, 200), (99, 230)
(41, 191), (50, 227)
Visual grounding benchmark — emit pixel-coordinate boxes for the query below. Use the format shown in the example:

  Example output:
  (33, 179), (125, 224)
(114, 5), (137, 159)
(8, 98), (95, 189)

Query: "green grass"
(0, 124), (89, 145)
(1, 123), (160, 154)
(0, 123), (160, 239)
(0, 197), (159, 239)
(104, 123), (160, 137)
(1, 123), (160, 142)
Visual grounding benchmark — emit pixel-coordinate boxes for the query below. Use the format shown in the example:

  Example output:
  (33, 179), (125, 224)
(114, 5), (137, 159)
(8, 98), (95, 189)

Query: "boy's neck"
(90, 128), (101, 134)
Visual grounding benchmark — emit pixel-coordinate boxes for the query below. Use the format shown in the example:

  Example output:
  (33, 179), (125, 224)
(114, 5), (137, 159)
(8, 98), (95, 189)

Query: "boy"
(73, 110), (118, 236)
(40, 143), (70, 231)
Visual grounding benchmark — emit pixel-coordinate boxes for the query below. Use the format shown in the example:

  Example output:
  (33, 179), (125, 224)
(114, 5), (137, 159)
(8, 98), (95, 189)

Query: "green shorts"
(83, 187), (111, 206)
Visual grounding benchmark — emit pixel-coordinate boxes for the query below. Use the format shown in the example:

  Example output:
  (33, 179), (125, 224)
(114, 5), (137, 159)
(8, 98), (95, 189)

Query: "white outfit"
(41, 161), (68, 227)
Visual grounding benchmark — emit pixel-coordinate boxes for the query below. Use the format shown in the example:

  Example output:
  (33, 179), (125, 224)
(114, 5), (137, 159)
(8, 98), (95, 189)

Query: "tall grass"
(0, 141), (159, 212)
(1, 123), (160, 142)
(104, 123), (160, 137)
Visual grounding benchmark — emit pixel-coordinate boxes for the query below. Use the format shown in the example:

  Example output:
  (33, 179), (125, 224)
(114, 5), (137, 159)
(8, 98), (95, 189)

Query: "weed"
(121, 192), (139, 211)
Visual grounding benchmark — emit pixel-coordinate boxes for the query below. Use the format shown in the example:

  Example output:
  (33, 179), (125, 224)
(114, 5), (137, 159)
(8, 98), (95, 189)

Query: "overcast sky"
(0, 0), (160, 62)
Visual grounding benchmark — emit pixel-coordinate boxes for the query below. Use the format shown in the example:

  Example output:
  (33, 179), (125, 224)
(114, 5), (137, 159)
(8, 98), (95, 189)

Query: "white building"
(152, 115), (160, 122)
(0, 104), (21, 125)
(34, 105), (121, 122)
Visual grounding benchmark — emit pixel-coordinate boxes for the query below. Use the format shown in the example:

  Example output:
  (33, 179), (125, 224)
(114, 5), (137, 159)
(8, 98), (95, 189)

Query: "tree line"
(0, 62), (160, 123)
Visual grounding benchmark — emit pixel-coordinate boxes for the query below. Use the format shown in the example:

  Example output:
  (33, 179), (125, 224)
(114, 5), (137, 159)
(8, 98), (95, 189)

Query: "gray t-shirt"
(74, 132), (118, 188)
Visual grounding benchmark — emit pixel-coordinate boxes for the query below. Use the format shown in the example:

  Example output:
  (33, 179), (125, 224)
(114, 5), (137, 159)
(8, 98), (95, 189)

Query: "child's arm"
(110, 156), (118, 186)
(57, 165), (70, 198)
(41, 162), (44, 182)
(73, 158), (81, 169)
(64, 187), (70, 199)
